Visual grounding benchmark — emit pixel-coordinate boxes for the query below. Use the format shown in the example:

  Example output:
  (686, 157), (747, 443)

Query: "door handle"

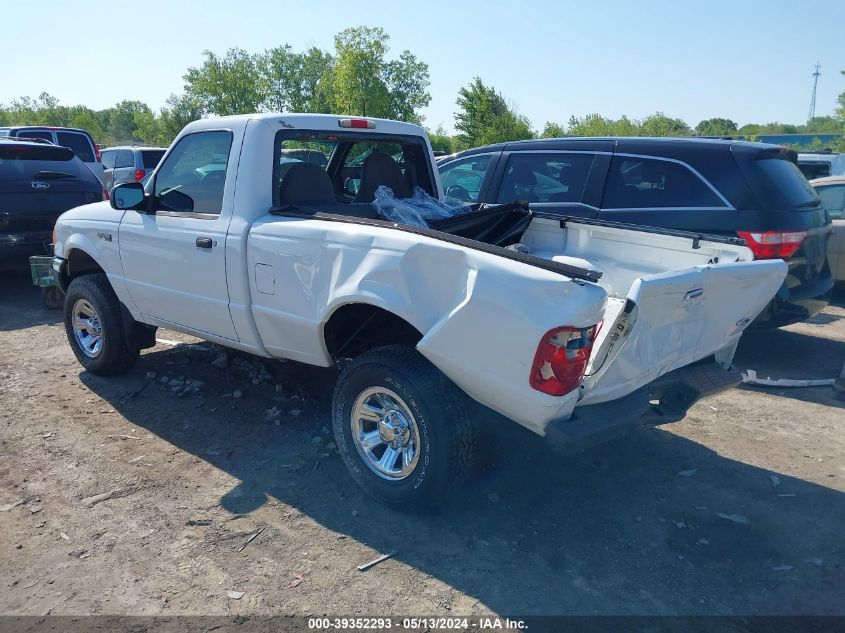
(196, 237), (213, 249)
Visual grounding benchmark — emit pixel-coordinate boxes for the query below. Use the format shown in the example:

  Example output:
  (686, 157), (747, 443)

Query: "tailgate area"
(545, 361), (742, 453)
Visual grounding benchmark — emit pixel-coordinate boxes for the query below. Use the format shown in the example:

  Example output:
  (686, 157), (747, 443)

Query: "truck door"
(118, 130), (239, 340)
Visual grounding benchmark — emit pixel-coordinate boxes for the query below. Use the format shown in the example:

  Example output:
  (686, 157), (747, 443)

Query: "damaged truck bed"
(51, 113), (786, 506)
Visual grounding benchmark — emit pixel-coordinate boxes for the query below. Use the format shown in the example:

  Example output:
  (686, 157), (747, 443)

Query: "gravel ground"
(1, 270), (843, 618)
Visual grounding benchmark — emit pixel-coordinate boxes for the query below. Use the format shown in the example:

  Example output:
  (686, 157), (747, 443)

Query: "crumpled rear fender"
(247, 218), (607, 433)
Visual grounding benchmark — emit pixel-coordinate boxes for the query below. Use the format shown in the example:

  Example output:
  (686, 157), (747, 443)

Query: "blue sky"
(4, 0), (844, 132)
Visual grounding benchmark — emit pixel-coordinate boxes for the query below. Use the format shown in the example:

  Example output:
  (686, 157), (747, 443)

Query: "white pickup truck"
(52, 113), (786, 506)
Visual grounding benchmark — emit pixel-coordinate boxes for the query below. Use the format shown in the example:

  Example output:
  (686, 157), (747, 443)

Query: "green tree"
(541, 121), (566, 138)
(257, 45), (334, 113)
(427, 125), (455, 154)
(639, 112), (692, 137)
(737, 123), (762, 137)
(155, 93), (204, 145)
(802, 116), (842, 133)
(183, 48), (265, 116)
(328, 26), (430, 123)
(566, 114), (636, 136)
(454, 77), (533, 149)
(108, 100), (152, 143)
(695, 117), (738, 136)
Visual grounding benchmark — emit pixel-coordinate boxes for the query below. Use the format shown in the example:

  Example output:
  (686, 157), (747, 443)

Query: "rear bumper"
(545, 362), (741, 454)
(0, 232), (53, 264)
(751, 275), (833, 328)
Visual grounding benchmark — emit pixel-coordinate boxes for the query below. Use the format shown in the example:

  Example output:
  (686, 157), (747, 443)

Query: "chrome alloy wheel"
(351, 386), (421, 480)
(71, 298), (103, 358)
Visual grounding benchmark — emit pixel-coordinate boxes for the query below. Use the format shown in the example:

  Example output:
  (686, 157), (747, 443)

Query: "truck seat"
(354, 152), (411, 203)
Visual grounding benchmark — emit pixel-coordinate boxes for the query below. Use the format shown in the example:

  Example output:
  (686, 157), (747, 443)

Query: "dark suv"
(438, 137), (833, 327)
(0, 139), (104, 265)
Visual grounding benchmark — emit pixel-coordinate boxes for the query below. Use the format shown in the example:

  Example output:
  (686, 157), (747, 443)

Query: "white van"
(797, 151), (845, 180)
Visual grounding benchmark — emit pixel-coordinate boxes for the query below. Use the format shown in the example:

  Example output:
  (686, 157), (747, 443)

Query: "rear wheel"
(63, 274), (139, 375)
(332, 345), (476, 508)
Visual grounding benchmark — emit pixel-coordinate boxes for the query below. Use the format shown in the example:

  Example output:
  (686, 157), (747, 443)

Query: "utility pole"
(808, 62), (821, 122)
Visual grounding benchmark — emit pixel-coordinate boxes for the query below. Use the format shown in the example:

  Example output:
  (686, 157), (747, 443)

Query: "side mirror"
(111, 182), (146, 211)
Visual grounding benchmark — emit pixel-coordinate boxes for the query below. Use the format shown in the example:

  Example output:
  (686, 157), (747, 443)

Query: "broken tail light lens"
(736, 230), (807, 260)
(529, 325), (597, 396)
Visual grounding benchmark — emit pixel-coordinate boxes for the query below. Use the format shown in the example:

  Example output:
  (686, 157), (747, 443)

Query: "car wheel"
(332, 344), (476, 508)
(64, 273), (139, 375)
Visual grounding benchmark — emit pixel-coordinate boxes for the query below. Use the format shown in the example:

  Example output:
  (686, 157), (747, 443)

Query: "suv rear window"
(141, 150), (165, 169)
(56, 132), (95, 162)
(755, 157), (821, 209)
(0, 144), (91, 181)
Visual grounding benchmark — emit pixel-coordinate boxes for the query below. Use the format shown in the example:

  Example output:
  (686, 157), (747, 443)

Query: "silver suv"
(100, 146), (166, 190)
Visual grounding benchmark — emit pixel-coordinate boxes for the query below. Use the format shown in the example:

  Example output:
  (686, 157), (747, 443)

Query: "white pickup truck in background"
(51, 113), (786, 507)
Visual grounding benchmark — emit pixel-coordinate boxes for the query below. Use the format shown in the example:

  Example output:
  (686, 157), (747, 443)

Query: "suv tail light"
(133, 169), (145, 182)
(102, 188), (110, 201)
(529, 325), (597, 396)
(736, 230), (807, 259)
(94, 144), (102, 163)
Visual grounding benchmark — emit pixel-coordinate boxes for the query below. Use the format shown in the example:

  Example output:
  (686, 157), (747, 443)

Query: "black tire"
(63, 273), (139, 375)
(332, 344), (476, 508)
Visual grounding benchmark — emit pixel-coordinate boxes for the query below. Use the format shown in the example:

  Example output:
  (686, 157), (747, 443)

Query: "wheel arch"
(323, 302), (424, 360)
(57, 247), (106, 292)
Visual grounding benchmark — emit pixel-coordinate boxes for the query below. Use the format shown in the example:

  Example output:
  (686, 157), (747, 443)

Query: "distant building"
(755, 133), (844, 148)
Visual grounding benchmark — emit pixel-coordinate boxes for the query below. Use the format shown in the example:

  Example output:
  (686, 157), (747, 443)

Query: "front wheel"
(332, 345), (476, 508)
(64, 273), (139, 375)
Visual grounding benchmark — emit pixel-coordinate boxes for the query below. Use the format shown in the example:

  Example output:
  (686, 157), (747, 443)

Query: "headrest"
(355, 151), (411, 202)
(278, 162), (336, 206)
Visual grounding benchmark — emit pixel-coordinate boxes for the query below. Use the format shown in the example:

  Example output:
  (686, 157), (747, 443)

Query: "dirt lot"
(1, 270), (844, 618)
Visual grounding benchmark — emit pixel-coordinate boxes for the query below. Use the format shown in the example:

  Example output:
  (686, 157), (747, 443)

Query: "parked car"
(51, 114), (785, 507)
(100, 146), (166, 190)
(0, 126), (104, 184)
(0, 138), (104, 265)
(798, 150), (845, 180)
(810, 176), (845, 283)
(439, 137), (833, 328)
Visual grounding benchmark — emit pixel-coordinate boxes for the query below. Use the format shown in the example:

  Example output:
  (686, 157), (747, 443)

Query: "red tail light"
(736, 230), (807, 260)
(134, 169), (145, 182)
(529, 325), (597, 396)
(102, 188), (110, 201)
(94, 144), (102, 163)
(338, 118), (375, 129)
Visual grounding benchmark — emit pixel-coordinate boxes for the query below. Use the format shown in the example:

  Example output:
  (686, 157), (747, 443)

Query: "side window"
(439, 155), (492, 202)
(101, 150), (117, 170)
(603, 156), (725, 209)
(817, 185), (845, 218)
(56, 132), (95, 162)
(17, 130), (53, 142)
(115, 150), (134, 168)
(497, 153), (595, 204)
(154, 131), (232, 215)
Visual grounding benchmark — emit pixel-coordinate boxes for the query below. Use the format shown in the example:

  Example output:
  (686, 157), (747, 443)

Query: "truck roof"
(183, 113), (426, 137)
